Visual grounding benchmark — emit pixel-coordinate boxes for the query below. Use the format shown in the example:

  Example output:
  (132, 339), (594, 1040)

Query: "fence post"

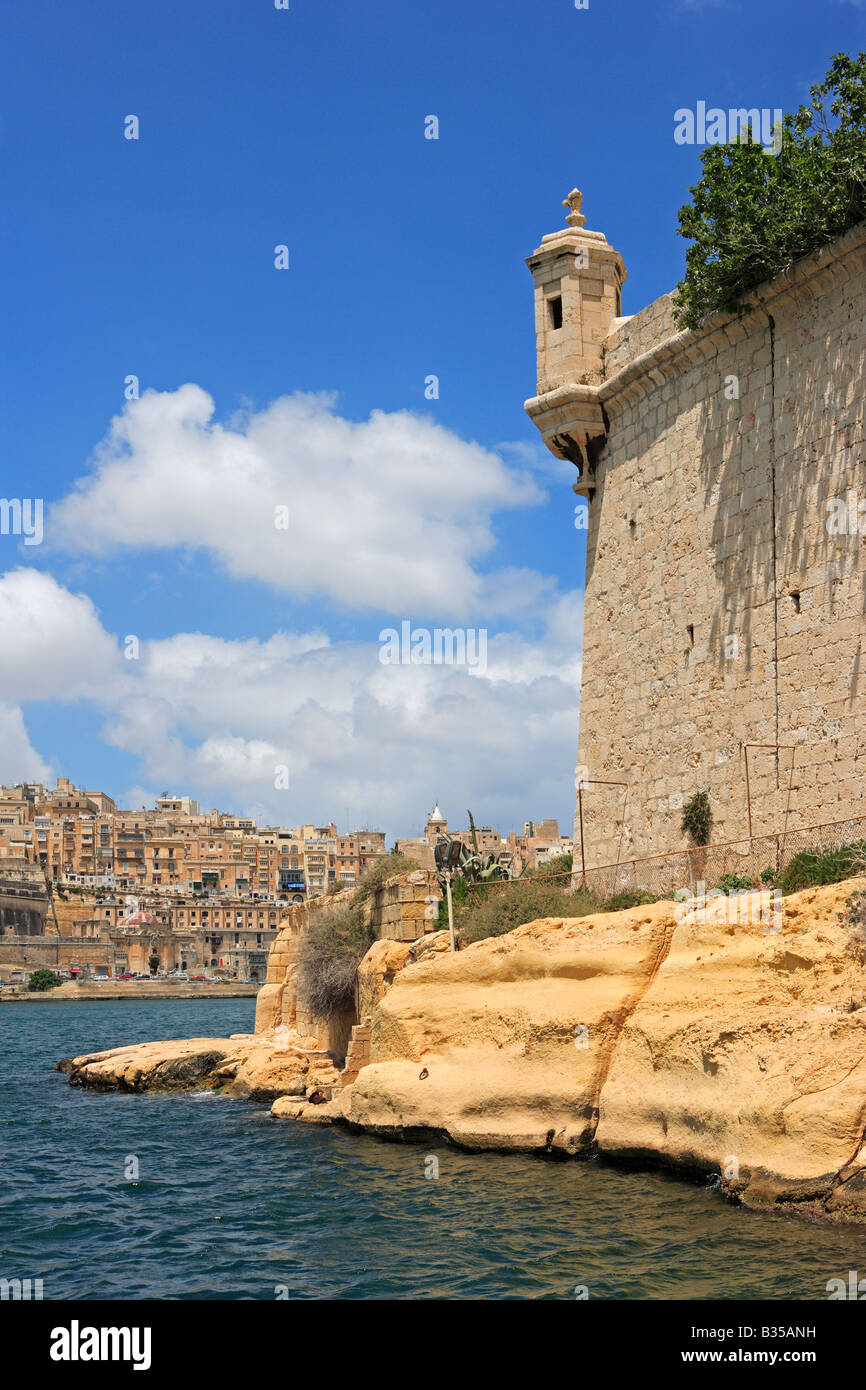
(577, 782), (586, 890)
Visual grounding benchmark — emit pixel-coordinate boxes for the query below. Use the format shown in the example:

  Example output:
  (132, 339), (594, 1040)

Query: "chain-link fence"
(466, 812), (866, 904)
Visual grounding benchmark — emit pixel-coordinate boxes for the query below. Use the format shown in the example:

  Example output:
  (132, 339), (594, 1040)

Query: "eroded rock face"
(61, 1039), (235, 1092)
(596, 882), (866, 1219)
(335, 905), (673, 1153)
(56, 877), (866, 1221)
(356, 932), (451, 1020)
(357, 938), (415, 1020)
(334, 879), (866, 1219)
(58, 1032), (340, 1112)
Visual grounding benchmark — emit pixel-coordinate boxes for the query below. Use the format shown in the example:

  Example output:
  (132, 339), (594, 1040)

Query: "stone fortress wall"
(526, 192), (866, 870)
(0, 937), (111, 972)
(0, 872), (48, 938)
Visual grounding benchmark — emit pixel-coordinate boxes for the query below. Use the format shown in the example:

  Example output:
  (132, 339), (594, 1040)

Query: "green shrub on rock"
(298, 852), (419, 1020)
(681, 791), (713, 847)
(457, 880), (599, 946)
(604, 889), (658, 911)
(777, 841), (866, 895)
(716, 874), (754, 894)
(298, 905), (372, 1020)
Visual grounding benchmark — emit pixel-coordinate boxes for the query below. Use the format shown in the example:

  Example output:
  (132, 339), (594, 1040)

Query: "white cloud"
(0, 569), (121, 701)
(0, 703), (52, 785)
(118, 592), (583, 828)
(106, 609), (583, 833)
(0, 568), (583, 837)
(2, 367), (583, 834)
(49, 386), (546, 616)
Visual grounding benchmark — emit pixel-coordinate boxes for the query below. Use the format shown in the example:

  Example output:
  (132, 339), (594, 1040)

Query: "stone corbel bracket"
(523, 383), (607, 499)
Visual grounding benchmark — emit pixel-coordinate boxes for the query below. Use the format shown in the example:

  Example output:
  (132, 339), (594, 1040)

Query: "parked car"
(118, 973), (134, 980)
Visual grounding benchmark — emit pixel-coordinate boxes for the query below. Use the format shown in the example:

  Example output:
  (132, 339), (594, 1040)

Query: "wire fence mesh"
(466, 812), (866, 904)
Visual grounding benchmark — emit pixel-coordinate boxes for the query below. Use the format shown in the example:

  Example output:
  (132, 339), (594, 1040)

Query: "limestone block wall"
(340, 1020), (372, 1088)
(0, 880), (48, 937)
(368, 871), (441, 941)
(0, 936), (111, 972)
(52, 899), (102, 935)
(254, 886), (355, 1050)
(574, 223), (866, 868)
(604, 294), (677, 376)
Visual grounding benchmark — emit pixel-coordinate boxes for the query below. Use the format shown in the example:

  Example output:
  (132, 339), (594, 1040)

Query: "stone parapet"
(369, 870), (440, 941)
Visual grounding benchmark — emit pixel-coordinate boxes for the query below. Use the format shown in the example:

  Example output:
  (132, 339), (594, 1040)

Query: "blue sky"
(0, 0), (862, 839)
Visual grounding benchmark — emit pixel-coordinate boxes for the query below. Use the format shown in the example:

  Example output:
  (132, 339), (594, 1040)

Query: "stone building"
(0, 780), (387, 901)
(0, 867), (115, 980)
(526, 191), (866, 869)
(396, 805), (572, 873)
(62, 892), (283, 980)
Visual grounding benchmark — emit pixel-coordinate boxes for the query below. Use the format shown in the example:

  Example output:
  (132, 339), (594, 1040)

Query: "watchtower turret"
(524, 189), (627, 496)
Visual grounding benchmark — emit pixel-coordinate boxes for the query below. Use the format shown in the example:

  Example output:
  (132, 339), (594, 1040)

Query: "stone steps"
(339, 1017), (372, 1089)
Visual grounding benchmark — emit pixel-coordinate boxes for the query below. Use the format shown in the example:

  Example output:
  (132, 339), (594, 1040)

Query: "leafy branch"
(673, 52), (866, 329)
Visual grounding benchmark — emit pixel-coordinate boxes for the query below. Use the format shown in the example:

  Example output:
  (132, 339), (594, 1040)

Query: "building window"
(548, 296), (563, 330)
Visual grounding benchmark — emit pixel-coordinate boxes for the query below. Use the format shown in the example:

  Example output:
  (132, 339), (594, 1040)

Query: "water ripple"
(4, 1000), (866, 1298)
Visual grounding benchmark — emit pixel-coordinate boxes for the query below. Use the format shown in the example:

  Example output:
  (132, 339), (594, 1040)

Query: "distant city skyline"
(0, 772), (566, 846)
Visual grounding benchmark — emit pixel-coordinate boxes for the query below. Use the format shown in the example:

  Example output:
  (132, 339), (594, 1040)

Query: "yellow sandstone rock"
(333, 878), (866, 1218)
(59, 1035), (315, 1103)
(58, 876), (866, 1220)
(336, 905), (672, 1152)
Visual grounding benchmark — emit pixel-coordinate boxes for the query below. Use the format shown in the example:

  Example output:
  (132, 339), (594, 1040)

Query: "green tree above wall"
(673, 52), (866, 329)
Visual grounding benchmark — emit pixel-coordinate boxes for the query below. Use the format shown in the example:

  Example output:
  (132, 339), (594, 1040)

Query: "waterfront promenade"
(0, 981), (260, 1003)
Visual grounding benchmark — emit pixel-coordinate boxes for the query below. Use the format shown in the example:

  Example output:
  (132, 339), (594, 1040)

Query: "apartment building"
(0, 780), (388, 904)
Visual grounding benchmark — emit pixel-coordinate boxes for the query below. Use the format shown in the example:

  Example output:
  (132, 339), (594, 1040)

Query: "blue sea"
(2, 999), (865, 1300)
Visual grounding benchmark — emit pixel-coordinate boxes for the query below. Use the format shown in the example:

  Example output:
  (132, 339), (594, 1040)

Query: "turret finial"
(562, 188), (586, 229)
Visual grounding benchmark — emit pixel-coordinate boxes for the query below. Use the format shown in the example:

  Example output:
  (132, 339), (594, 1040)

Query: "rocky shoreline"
(57, 876), (866, 1223)
(56, 1031), (342, 1121)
